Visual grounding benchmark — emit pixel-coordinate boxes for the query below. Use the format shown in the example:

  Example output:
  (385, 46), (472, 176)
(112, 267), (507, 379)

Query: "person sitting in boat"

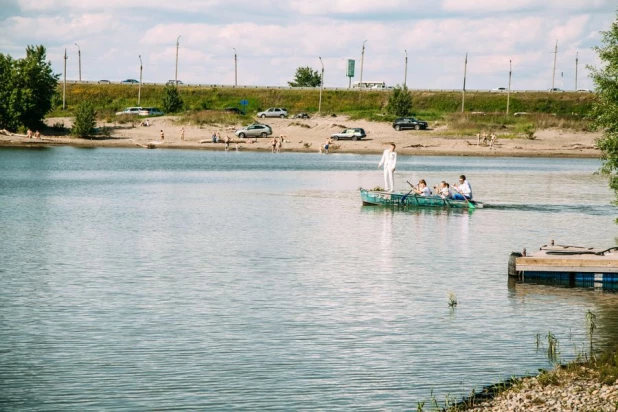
(437, 181), (452, 199)
(453, 175), (473, 200)
(413, 179), (432, 196)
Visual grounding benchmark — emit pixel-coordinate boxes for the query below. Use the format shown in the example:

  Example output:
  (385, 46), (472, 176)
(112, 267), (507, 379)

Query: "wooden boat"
(508, 243), (618, 288)
(360, 188), (482, 209)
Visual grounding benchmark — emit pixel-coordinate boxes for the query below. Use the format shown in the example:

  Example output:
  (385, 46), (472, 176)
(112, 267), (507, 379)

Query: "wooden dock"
(508, 243), (618, 289)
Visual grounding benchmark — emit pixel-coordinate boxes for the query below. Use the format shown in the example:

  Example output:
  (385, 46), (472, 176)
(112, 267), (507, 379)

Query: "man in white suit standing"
(378, 143), (397, 192)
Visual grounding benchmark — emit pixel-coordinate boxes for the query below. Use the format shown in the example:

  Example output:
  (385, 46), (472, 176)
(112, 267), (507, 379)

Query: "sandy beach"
(0, 115), (602, 158)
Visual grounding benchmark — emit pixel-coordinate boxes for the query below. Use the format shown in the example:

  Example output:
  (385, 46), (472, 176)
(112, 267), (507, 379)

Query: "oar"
(400, 180), (417, 204)
(452, 187), (476, 209)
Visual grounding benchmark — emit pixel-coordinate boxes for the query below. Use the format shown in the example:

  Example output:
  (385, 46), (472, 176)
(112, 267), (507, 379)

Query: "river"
(0, 147), (616, 410)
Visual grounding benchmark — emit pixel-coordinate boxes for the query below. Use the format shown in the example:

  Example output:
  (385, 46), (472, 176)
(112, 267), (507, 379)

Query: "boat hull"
(360, 189), (481, 209)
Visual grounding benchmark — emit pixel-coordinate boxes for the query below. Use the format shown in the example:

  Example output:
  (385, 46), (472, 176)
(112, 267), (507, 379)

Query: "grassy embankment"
(50, 84), (597, 137)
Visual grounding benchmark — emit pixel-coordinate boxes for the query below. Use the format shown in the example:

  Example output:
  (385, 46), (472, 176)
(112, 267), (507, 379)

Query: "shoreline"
(0, 114), (602, 159)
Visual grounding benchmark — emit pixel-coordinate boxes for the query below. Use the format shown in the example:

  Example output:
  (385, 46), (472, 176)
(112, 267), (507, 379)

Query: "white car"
(257, 108), (288, 118)
(116, 107), (142, 115)
(491, 87), (507, 92)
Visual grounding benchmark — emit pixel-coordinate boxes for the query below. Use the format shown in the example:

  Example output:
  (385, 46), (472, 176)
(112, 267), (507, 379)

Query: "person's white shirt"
(439, 187), (452, 198)
(418, 186), (432, 196)
(378, 149), (397, 170)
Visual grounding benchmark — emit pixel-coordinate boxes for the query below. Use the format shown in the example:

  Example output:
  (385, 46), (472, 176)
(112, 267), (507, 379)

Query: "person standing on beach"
(225, 135), (230, 151)
(271, 136), (277, 153)
(181, 127), (185, 141)
(160, 130), (165, 141)
(378, 143), (397, 192)
(320, 137), (331, 154)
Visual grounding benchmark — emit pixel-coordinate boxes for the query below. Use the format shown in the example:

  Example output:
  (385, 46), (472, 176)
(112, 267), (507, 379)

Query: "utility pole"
(359, 40), (367, 88)
(63, 48), (67, 110)
(404, 50), (408, 88)
(551, 40), (558, 90)
(318, 56), (324, 113)
(575, 52), (579, 90)
(507, 59), (512, 115)
(233, 48), (237, 86)
(175, 35), (182, 86)
(74, 43), (81, 82)
(461, 52), (467, 113)
(138, 55), (143, 105)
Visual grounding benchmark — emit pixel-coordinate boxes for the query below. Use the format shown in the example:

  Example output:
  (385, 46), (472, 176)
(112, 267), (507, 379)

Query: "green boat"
(360, 188), (483, 209)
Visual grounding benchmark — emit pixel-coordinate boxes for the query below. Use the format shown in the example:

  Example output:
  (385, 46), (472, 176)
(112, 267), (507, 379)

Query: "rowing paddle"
(401, 180), (417, 203)
(452, 186), (476, 209)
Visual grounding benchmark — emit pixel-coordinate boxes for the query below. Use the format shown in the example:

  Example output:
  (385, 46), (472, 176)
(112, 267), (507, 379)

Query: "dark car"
(392, 117), (428, 131)
(121, 79), (139, 84)
(98, 79), (111, 84)
(224, 107), (244, 115)
(330, 128), (366, 141)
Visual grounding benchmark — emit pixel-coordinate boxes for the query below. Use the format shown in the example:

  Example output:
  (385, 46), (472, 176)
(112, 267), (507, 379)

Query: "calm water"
(1, 147), (617, 410)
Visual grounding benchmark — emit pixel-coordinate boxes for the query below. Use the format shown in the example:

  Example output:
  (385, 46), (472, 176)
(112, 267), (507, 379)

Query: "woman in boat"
(413, 179), (432, 196)
(453, 175), (473, 200)
(437, 181), (452, 198)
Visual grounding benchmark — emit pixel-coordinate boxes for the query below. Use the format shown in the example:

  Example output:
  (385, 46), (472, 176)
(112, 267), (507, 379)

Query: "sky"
(0, 0), (615, 90)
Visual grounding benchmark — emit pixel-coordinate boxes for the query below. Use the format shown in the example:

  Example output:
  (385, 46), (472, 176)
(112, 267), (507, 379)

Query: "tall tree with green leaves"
(162, 85), (184, 113)
(386, 85), (413, 117)
(589, 14), (618, 219)
(288, 66), (321, 87)
(0, 45), (58, 132)
(72, 101), (96, 137)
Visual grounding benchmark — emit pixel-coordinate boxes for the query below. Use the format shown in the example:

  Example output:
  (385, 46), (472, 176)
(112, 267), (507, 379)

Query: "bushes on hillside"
(386, 85), (412, 116)
(162, 85), (184, 113)
(72, 101), (96, 137)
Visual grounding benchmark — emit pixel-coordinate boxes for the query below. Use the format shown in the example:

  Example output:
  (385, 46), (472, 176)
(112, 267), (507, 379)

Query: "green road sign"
(347, 59), (355, 78)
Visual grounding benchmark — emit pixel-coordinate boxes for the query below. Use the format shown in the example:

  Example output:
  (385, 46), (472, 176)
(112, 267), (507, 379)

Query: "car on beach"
(256, 108), (288, 118)
(293, 112), (310, 119)
(330, 128), (366, 141)
(235, 123), (273, 138)
(121, 79), (139, 84)
(116, 107), (143, 115)
(139, 107), (164, 116)
(392, 117), (428, 131)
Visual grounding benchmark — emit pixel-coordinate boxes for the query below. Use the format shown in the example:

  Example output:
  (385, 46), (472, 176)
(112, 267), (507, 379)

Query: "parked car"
(491, 87), (506, 92)
(139, 107), (164, 116)
(98, 79), (111, 84)
(392, 117), (428, 131)
(330, 128), (366, 141)
(224, 107), (244, 115)
(548, 87), (564, 92)
(121, 79), (139, 84)
(293, 112), (310, 119)
(235, 123), (273, 138)
(577, 89), (593, 93)
(257, 108), (288, 118)
(115, 107), (143, 115)
(166, 80), (184, 85)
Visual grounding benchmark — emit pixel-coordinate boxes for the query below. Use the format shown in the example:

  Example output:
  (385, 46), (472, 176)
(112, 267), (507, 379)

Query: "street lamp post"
(138, 55), (143, 105)
(63, 48), (67, 110)
(461, 52), (468, 113)
(507, 59), (512, 115)
(359, 40), (367, 88)
(74, 43), (81, 82)
(233, 48), (237, 86)
(575, 52), (578, 90)
(175, 35), (182, 86)
(318, 56), (324, 113)
(404, 50), (408, 88)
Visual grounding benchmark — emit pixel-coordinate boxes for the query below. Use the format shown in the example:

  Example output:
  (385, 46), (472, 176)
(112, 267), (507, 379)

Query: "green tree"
(386, 85), (413, 117)
(72, 101), (96, 137)
(589, 14), (618, 217)
(288, 66), (321, 87)
(162, 85), (183, 113)
(0, 45), (58, 132)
